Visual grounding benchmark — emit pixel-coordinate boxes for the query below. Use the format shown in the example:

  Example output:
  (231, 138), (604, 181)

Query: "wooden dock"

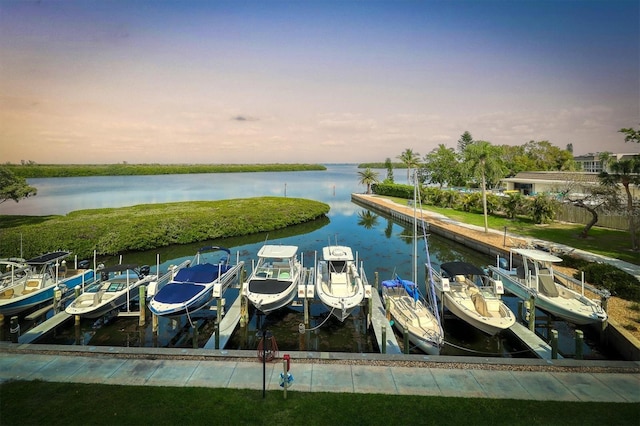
(203, 293), (241, 350)
(369, 290), (402, 354)
(18, 311), (72, 344)
(507, 321), (563, 359)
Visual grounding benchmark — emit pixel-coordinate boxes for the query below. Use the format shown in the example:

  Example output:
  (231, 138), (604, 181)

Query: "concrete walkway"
(1, 345), (639, 402)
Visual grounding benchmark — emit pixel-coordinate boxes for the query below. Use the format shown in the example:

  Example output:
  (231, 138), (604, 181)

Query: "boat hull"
(246, 281), (298, 314)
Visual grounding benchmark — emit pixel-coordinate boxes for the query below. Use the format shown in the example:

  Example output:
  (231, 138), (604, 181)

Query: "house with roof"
(500, 171), (602, 197)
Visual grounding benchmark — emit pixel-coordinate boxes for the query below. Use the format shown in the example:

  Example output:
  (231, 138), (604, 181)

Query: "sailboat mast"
(412, 168), (418, 285)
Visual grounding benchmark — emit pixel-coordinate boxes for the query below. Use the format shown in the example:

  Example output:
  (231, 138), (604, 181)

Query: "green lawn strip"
(0, 198), (329, 260)
(5, 163), (326, 178)
(381, 196), (638, 265)
(0, 381), (637, 426)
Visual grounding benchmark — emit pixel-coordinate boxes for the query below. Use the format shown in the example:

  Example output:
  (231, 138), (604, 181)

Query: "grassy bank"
(381, 196), (639, 266)
(0, 198), (329, 260)
(0, 381), (637, 426)
(5, 163), (326, 178)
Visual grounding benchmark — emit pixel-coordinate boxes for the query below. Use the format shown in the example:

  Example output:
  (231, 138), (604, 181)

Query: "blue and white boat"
(149, 247), (243, 318)
(0, 251), (95, 316)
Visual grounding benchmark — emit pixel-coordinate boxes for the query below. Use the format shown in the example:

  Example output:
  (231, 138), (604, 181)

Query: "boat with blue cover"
(149, 246), (244, 318)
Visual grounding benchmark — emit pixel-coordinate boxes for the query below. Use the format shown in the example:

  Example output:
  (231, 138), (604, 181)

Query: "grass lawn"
(1, 381), (638, 426)
(383, 196), (639, 266)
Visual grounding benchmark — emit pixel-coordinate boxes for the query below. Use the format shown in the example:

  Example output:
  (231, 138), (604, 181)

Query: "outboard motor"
(78, 259), (90, 269)
(139, 265), (151, 277)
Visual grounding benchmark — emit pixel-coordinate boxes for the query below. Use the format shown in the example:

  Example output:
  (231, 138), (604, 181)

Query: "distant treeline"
(4, 163), (326, 178)
(357, 162), (407, 169)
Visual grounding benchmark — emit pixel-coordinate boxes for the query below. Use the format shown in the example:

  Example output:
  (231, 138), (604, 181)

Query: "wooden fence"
(555, 204), (630, 231)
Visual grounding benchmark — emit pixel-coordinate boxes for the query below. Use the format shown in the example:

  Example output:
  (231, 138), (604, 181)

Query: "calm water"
(3, 165), (614, 358)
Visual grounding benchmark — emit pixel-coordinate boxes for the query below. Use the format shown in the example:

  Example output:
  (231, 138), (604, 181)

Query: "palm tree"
(599, 155), (640, 251)
(464, 141), (505, 233)
(357, 168), (380, 194)
(396, 148), (421, 183)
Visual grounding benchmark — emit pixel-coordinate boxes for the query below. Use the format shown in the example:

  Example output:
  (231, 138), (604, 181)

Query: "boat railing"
(551, 268), (610, 299)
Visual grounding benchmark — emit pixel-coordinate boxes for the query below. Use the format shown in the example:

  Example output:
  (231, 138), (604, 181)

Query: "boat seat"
(471, 293), (490, 317)
(22, 280), (41, 294)
(0, 288), (14, 299)
(538, 268), (559, 297)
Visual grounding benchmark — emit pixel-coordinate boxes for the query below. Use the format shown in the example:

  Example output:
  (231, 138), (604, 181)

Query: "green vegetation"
(1, 380), (638, 426)
(0, 198), (329, 260)
(4, 163), (326, 178)
(357, 162), (406, 169)
(376, 188), (637, 265)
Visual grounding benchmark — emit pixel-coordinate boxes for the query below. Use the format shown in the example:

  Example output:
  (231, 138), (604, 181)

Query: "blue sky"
(1, 0), (638, 164)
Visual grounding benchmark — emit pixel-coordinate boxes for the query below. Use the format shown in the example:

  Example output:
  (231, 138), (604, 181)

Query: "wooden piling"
(9, 316), (19, 343)
(550, 329), (558, 359)
(575, 330), (584, 360)
(138, 286), (146, 326)
(403, 326), (409, 354)
(193, 320), (199, 349)
(382, 325), (387, 354)
(528, 295), (536, 332)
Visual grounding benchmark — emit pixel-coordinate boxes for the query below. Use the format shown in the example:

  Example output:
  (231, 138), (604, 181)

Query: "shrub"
(574, 262), (640, 303)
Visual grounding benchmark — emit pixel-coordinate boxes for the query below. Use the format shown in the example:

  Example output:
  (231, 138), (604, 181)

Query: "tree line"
(358, 127), (640, 251)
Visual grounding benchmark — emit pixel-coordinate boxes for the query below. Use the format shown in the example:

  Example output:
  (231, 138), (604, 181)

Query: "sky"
(1, 0), (638, 165)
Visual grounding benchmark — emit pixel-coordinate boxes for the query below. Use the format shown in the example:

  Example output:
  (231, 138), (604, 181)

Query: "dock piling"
(550, 329), (558, 359)
(575, 330), (584, 360)
(139, 286), (146, 326)
(9, 316), (19, 343)
(382, 325), (387, 354)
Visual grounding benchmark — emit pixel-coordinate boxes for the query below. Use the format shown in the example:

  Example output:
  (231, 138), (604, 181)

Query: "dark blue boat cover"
(153, 263), (231, 304)
(153, 282), (204, 303)
(173, 263), (230, 284)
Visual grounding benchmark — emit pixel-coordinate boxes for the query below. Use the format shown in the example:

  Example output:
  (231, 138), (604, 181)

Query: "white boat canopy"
(512, 248), (563, 263)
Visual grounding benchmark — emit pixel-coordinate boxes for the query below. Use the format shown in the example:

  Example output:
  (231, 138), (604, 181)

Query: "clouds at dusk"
(1, 0), (638, 164)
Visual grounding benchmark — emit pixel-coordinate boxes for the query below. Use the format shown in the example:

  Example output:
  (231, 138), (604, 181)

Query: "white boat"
(66, 264), (155, 319)
(315, 244), (365, 322)
(380, 170), (444, 355)
(431, 261), (516, 336)
(487, 248), (608, 326)
(381, 275), (444, 355)
(0, 251), (95, 316)
(149, 246), (243, 318)
(244, 244), (303, 314)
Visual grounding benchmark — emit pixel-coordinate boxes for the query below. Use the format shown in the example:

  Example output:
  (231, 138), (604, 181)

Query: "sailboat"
(381, 171), (444, 355)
